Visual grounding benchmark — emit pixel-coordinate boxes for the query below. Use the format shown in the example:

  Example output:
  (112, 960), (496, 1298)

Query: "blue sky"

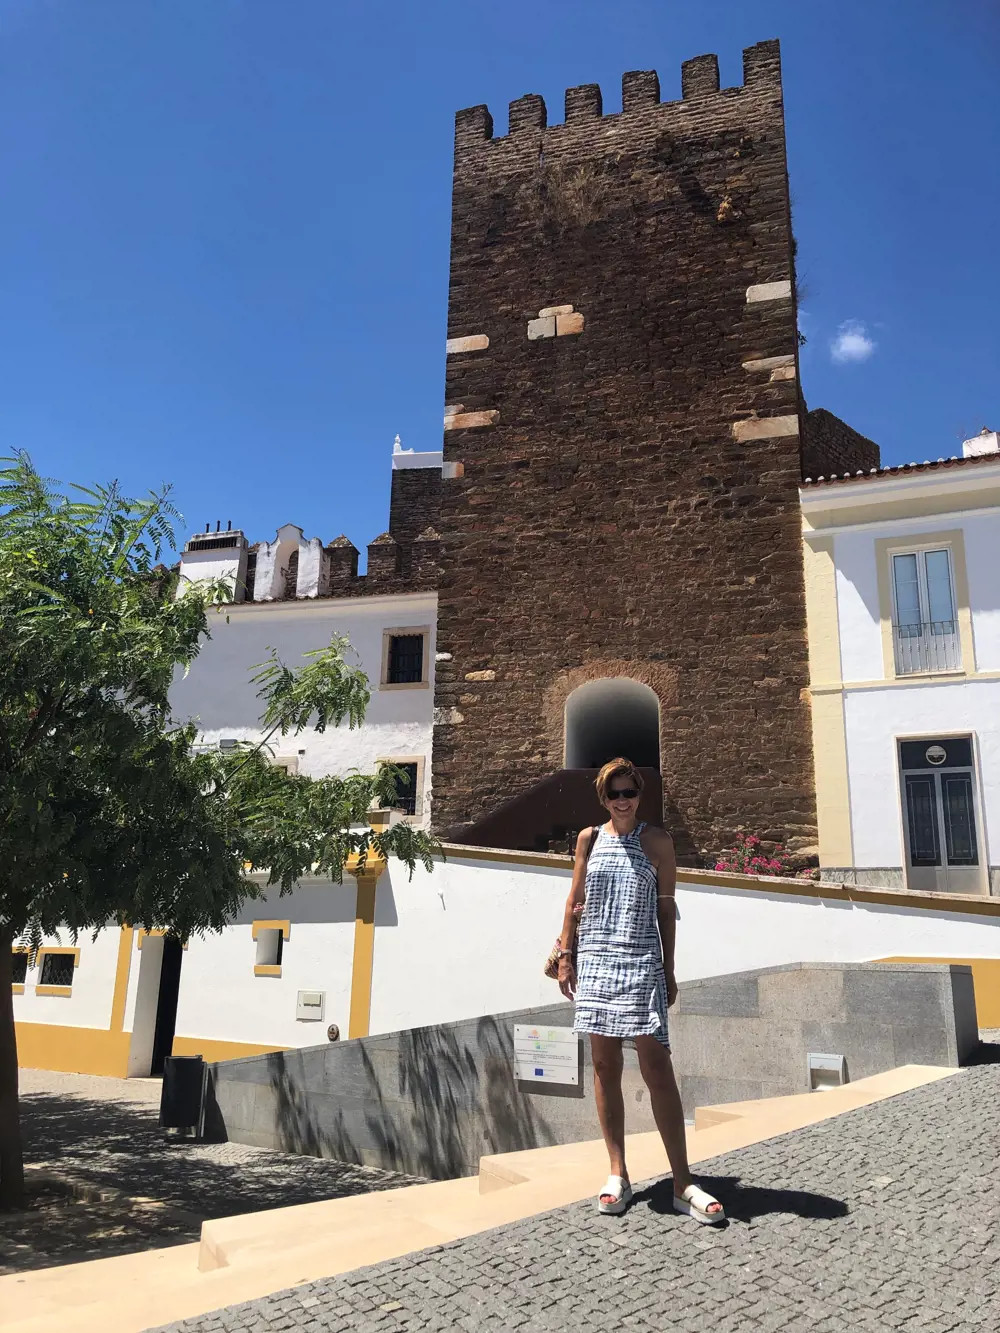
(1, 0), (997, 557)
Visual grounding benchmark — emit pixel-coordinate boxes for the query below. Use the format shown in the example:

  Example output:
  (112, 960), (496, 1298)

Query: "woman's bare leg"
(634, 1036), (721, 1212)
(590, 1035), (627, 1189)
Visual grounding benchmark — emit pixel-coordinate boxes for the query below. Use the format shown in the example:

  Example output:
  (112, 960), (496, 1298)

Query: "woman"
(556, 757), (724, 1222)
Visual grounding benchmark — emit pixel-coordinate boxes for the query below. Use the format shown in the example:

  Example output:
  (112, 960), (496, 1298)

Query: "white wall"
(171, 881), (359, 1048)
(368, 854), (570, 1034)
(12, 928), (121, 1031)
(169, 592), (436, 818)
(834, 511), (1000, 684)
(964, 512), (1000, 670)
(844, 680), (1000, 870)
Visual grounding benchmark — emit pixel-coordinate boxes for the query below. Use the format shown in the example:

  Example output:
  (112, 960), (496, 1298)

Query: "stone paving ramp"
(152, 1053), (1000, 1332)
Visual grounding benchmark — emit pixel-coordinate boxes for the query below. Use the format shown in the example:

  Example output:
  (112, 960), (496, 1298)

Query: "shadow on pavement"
(632, 1174), (848, 1224)
(966, 1040), (1000, 1066)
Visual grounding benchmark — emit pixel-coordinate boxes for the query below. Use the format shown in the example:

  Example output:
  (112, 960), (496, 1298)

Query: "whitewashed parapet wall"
(14, 852), (1000, 1073)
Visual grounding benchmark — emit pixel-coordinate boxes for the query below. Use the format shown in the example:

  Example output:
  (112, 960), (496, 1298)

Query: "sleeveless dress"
(573, 822), (670, 1047)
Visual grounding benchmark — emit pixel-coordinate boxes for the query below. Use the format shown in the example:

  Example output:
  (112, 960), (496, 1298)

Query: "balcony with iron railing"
(893, 620), (961, 675)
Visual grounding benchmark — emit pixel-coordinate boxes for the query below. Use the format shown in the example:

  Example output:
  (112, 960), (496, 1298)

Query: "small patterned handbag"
(543, 824), (600, 980)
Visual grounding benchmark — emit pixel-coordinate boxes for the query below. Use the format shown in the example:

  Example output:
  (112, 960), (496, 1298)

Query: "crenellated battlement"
(454, 40), (781, 157)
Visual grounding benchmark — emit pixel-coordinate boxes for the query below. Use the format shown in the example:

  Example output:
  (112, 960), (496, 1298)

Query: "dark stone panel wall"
(389, 468), (442, 547)
(432, 40), (818, 860)
(801, 407), (881, 480)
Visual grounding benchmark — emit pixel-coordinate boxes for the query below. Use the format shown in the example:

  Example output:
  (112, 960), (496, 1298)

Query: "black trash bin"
(159, 1054), (205, 1132)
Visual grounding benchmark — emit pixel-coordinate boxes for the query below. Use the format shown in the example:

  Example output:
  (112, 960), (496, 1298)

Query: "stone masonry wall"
(432, 40), (818, 860)
(801, 406), (881, 480)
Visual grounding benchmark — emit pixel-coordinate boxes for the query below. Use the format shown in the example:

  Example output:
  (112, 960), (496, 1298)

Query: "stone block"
(465, 670), (496, 681)
(681, 1075), (764, 1114)
(556, 312), (585, 336)
(746, 279), (792, 303)
(949, 968), (979, 1063)
(538, 305), (574, 317)
(892, 1024), (952, 1070)
(446, 335), (489, 354)
(757, 965), (844, 1021)
(527, 316), (556, 340)
(742, 353), (796, 372)
(444, 410), (499, 430)
(842, 967), (947, 1030)
(800, 1019), (895, 1082)
(732, 415), (800, 443)
(770, 365), (796, 381)
(677, 974), (759, 1017)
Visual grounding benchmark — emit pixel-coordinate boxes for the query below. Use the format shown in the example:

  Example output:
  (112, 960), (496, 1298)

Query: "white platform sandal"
(673, 1182), (725, 1225)
(598, 1175), (633, 1215)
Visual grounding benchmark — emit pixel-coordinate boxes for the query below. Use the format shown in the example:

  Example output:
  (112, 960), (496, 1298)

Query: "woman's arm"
(645, 826), (679, 1006)
(556, 827), (592, 999)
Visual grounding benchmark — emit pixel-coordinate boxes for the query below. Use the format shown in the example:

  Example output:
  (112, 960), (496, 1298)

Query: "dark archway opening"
(564, 678), (661, 771)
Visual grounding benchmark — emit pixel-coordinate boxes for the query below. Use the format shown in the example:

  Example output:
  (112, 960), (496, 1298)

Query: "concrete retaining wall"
(205, 961), (978, 1178)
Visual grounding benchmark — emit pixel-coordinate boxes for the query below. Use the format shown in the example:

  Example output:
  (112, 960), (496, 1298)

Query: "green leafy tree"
(0, 454), (436, 1209)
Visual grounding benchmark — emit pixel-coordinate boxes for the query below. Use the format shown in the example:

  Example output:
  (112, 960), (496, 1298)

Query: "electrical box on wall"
(296, 990), (325, 1022)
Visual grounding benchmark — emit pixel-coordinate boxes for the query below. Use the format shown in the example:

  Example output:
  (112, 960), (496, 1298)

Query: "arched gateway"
(564, 678), (661, 772)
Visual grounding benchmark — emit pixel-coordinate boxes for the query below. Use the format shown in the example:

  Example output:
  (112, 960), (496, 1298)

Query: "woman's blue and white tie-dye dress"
(573, 822), (670, 1048)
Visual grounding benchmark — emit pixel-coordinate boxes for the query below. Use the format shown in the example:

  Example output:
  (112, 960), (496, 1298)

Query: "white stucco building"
(802, 428), (1000, 895)
(171, 440), (442, 826)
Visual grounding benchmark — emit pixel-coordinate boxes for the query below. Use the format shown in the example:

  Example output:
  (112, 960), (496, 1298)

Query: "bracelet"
(554, 946), (573, 957)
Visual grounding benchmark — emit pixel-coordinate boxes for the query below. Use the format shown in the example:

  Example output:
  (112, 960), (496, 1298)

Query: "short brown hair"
(595, 758), (644, 806)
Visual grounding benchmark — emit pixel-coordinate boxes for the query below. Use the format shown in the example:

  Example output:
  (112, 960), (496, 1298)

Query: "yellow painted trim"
(875, 529), (974, 681)
(875, 956), (1000, 1028)
(801, 534), (854, 865)
(802, 481), (1000, 531)
(170, 1035), (288, 1062)
(253, 964), (282, 977)
(12, 985), (24, 995)
(15, 1022), (131, 1076)
(348, 868), (383, 1040)
(35, 985), (73, 998)
(811, 671), (1000, 693)
(251, 920), (291, 941)
(136, 930), (189, 950)
(36, 946), (81, 968)
(110, 927), (134, 1033)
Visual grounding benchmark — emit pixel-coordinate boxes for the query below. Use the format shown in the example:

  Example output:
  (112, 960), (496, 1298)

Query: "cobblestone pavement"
(153, 1046), (1000, 1333)
(4, 1070), (422, 1274)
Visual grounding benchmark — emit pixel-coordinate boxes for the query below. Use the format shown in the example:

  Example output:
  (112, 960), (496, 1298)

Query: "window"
(11, 952), (28, 987)
(374, 755), (426, 821)
(381, 627), (430, 689)
(252, 921), (289, 976)
(391, 762), (419, 816)
(891, 548), (960, 674)
(36, 948), (79, 994)
(388, 635), (424, 684)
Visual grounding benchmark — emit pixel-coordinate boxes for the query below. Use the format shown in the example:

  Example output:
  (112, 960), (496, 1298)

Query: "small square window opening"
(255, 929), (284, 969)
(40, 953), (75, 988)
(11, 952), (28, 986)
(387, 634), (424, 685)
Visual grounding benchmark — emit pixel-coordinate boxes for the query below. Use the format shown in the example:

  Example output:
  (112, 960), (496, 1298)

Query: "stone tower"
(432, 40), (818, 861)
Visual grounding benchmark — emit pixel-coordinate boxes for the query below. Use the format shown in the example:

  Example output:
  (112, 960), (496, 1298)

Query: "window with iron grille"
(391, 763), (420, 816)
(387, 634), (424, 684)
(40, 953), (75, 988)
(11, 952), (28, 986)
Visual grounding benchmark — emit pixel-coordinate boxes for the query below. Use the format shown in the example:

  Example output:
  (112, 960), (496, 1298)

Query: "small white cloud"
(830, 320), (876, 365)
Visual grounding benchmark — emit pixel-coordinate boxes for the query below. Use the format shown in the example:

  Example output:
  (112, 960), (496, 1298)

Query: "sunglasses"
(608, 788), (639, 801)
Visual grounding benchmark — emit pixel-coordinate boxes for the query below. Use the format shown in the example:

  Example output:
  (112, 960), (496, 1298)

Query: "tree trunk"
(0, 925), (25, 1209)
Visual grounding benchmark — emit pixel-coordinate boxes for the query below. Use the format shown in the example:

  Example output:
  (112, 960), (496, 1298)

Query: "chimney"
(176, 527), (249, 602)
(963, 427), (999, 459)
